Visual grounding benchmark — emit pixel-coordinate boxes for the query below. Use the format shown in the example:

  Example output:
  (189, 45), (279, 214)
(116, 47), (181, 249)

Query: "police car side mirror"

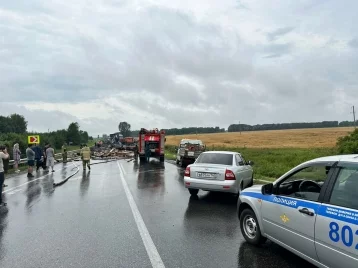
(262, 183), (273, 195)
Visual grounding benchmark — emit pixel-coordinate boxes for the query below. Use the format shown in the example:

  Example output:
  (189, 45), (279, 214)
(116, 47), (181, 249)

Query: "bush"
(337, 129), (358, 154)
(0, 133), (28, 158)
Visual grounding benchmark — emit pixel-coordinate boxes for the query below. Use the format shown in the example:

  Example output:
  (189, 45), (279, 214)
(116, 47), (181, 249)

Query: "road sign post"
(28, 135), (40, 144)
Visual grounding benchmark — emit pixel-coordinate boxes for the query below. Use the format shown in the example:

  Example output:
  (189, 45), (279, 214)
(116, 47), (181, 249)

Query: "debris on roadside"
(90, 145), (134, 159)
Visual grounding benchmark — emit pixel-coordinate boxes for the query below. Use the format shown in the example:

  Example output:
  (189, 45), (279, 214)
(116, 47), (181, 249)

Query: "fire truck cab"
(138, 128), (165, 162)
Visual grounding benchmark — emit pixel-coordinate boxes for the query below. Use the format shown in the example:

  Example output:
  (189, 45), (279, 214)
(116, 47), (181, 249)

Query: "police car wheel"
(240, 209), (266, 245)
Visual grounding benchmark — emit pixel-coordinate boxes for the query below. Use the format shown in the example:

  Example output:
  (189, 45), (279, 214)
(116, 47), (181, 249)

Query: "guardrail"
(8, 149), (81, 167)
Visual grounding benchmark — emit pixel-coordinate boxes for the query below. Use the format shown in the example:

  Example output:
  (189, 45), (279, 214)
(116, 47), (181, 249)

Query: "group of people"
(0, 142), (93, 207)
(25, 143), (56, 177)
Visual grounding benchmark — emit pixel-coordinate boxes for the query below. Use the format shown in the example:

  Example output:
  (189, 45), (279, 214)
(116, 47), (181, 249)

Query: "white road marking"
(7, 189), (23, 195)
(2, 165), (67, 193)
(117, 161), (165, 268)
(121, 165), (127, 175)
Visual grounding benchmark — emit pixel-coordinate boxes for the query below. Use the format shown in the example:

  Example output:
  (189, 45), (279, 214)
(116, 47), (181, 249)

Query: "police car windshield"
(196, 153), (233, 165)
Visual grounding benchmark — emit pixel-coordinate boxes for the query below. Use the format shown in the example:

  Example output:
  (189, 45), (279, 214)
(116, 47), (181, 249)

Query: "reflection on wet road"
(0, 159), (316, 268)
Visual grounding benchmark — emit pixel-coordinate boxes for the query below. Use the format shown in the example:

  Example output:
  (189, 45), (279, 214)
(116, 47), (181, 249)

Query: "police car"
(237, 154), (358, 268)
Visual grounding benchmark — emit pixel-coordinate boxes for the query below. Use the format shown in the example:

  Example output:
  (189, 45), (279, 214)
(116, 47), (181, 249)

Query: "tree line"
(0, 114), (27, 134)
(115, 120), (357, 138)
(162, 127), (225, 135)
(115, 123), (225, 137)
(0, 114), (91, 158)
(125, 127), (225, 136)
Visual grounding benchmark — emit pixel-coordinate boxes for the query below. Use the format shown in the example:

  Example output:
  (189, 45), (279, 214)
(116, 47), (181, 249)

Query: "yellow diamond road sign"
(28, 135), (40, 144)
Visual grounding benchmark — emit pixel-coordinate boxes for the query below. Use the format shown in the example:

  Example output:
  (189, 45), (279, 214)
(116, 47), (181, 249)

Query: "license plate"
(188, 152), (194, 156)
(197, 172), (216, 178)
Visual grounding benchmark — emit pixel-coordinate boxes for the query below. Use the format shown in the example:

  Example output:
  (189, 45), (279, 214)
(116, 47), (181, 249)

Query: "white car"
(184, 151), (254, 195)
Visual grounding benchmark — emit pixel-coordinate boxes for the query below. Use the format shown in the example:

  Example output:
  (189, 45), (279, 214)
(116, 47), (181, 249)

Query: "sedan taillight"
(225, 169), (235, 180)
(185, 167), (190, 177)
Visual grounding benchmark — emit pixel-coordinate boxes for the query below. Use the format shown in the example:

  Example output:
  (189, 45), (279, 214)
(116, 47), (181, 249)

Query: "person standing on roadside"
(26, 144), (35, 177)
(0, 145), (10, 206)
(33, 143), (43, 171)
(134, 144), (139, 160)
(145, 142), (151, 162)
(13, 143), (21, 173)
(61, 143), (67, 163)
(46, 144), (55, 172)
(42, 144), (48, 170)
(80, 144), (91, 171)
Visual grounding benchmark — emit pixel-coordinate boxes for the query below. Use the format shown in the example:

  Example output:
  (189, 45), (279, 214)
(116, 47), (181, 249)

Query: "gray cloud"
(262, 43), (292, 58)
(348, 38), (358, 48)
(0, 103), (78, 132)
(1, 0), (358, 135)
(267, 27), (295, 41)
(235, 0), (250, 10)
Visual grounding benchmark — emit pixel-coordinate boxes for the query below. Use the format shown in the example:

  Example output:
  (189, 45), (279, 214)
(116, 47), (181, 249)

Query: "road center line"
(117, 161), (165, 268)
(121, 165), (127, 175)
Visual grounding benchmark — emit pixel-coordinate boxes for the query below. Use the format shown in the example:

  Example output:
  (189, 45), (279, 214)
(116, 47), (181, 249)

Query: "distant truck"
(175, 139), (206, 167)
(138, 128), (166, 162)
(108, 132), (124, 149)
(120, 137), (137, 151)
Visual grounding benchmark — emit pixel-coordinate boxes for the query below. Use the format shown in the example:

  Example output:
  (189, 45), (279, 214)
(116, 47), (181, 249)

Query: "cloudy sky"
(1, 0), (358, 136)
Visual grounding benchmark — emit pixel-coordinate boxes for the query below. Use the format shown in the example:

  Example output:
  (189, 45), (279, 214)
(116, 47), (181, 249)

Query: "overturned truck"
(138, 128), (166, 162)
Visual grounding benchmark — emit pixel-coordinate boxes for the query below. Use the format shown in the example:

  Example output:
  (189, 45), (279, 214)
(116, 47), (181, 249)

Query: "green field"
(164, 145), (337, 182)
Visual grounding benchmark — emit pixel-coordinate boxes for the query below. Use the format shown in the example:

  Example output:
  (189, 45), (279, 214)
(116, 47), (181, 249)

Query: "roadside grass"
(164, 145), (337, 181)
(165, 151), (176, 161)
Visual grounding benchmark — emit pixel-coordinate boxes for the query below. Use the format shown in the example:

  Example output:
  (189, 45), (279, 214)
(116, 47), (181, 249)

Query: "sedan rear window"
(196, 153), (233, 165)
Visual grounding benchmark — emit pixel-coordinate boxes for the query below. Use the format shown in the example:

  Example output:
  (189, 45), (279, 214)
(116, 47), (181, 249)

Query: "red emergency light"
(144, 135), (160, 141)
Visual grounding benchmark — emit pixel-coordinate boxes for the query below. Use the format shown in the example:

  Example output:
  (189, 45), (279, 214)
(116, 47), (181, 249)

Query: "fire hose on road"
(53, 160), (80, 187)
(52, 158), (125, 187)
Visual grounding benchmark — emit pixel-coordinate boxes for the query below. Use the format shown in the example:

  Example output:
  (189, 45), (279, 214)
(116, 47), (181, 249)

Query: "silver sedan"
(184, 151), (254, 195)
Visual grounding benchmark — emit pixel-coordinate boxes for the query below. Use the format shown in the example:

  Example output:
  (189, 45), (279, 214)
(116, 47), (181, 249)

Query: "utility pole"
(239, 121), (241, 135)
(353, 106), (356, 129)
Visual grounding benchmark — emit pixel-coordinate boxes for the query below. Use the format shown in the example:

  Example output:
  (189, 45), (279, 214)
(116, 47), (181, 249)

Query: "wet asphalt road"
(0, 159), (316, 268)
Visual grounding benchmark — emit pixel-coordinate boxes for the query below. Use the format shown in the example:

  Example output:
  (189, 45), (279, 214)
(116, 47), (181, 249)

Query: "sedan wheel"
(188, 188), (199, 195)
(247, 175), (254, 187)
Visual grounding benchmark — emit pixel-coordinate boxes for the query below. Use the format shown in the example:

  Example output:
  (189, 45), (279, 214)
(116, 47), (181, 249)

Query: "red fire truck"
(138, 128), (165, 162)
